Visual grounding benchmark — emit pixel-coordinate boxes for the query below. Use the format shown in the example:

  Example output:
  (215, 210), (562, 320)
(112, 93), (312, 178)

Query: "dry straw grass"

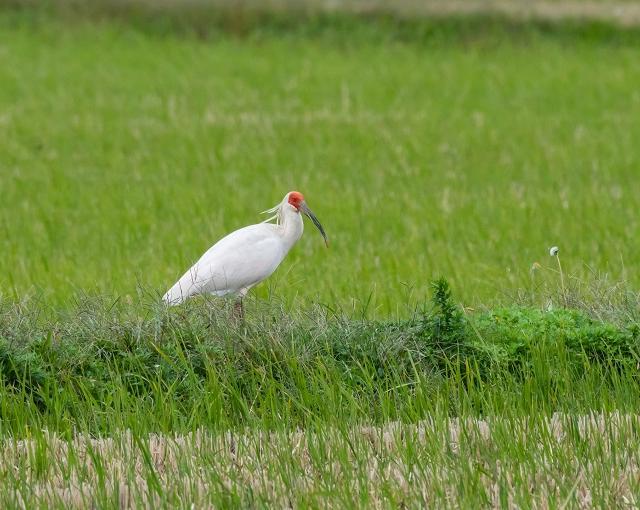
(4, 412), (640, 508)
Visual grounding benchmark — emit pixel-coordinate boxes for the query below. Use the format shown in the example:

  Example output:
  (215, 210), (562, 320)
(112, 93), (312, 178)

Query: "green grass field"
(2, 10), (640, 312)
(2, 5), (640, 508)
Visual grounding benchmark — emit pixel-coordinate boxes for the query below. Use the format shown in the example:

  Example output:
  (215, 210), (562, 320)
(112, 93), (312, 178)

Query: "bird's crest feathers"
(260, 199), (285, 225)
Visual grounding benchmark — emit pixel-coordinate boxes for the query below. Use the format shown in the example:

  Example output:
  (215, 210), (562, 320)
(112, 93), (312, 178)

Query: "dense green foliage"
(1, 281), (638, 436)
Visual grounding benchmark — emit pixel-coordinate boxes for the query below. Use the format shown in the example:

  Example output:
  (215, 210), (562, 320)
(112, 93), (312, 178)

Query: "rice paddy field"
(1, 2), (640, 508)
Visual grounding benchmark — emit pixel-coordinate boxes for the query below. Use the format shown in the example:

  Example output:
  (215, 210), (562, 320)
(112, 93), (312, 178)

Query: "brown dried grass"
(3, 412), (640, 508)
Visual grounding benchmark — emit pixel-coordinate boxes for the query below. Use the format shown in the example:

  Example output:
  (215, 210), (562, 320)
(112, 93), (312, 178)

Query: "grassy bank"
(2, 281), (639, 436)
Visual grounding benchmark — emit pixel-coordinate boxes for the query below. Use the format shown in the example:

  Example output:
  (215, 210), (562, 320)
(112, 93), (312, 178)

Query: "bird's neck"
(279, 206), (304, 249)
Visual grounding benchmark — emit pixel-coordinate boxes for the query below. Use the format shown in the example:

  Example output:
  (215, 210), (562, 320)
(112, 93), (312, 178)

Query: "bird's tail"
(163, 265), (207, 306)
(162, 283), (189, 306)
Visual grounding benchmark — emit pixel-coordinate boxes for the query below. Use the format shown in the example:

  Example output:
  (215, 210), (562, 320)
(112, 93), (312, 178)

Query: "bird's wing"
(163, 224), (286, 304)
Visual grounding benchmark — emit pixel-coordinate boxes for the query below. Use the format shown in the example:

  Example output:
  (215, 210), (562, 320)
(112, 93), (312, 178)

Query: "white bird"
(163, 191), (328, 316)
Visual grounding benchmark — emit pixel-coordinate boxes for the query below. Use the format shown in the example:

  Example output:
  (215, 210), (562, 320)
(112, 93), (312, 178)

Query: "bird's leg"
(231, 298), (244, 321)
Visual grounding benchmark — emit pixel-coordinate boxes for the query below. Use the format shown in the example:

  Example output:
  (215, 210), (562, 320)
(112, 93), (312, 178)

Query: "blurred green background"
(1, 1), (639, 314)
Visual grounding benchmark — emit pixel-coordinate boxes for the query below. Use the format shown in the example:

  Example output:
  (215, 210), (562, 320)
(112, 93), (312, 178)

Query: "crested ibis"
(162, 191), (327, 316)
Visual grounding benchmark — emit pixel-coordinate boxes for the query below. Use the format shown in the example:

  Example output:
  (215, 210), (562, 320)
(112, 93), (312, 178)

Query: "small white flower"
(549, 246), (559, 256)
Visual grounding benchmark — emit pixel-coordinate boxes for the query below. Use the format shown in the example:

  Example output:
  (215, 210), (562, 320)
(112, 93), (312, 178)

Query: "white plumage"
(163, 191), (327, 307)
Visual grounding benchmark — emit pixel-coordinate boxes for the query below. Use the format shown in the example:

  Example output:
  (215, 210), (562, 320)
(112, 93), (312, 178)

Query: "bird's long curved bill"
(300, 202), (328, 247)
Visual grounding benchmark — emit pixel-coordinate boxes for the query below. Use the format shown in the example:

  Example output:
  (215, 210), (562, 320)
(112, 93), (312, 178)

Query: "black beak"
(300, 201), (328, 247)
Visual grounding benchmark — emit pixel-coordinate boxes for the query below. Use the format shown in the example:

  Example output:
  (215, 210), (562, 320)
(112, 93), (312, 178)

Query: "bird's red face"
(285, 190), (328, 247)
(287, 191), (305, 211)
